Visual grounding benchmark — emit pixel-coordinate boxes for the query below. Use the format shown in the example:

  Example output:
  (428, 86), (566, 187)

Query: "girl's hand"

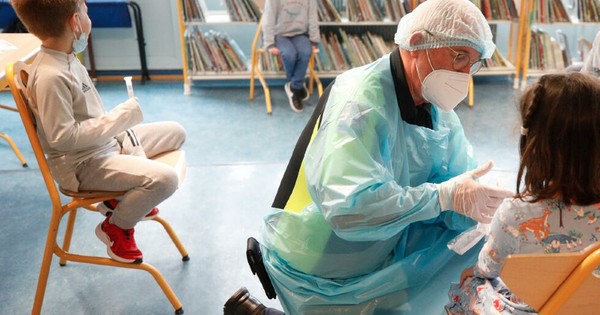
(459, 265), (475, 287)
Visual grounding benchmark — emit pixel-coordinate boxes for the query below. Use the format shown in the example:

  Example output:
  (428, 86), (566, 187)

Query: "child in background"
(262, 0), (320, 112)
(11, 0), (186, 264)
(446, 72), (600, 314)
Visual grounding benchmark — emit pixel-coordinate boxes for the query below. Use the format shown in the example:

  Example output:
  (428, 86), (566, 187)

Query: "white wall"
(87, 0), (182, 71)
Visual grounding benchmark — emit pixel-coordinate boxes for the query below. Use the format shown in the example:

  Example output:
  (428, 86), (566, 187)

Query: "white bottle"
(124, 76), (134, 98)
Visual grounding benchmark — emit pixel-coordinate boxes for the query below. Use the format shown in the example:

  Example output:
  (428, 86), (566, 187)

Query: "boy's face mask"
(417, 49), (470, 112)
(72, 15), (88, 54)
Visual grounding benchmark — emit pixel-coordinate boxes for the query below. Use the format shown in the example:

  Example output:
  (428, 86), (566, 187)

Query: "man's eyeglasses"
(446, 46), (484, 75)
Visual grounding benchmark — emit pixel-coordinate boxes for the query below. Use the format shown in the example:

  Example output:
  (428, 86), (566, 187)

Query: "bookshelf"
(514, 0), (600, 90)
(176, 0), (260, 95)
(176, 0), (521, 97)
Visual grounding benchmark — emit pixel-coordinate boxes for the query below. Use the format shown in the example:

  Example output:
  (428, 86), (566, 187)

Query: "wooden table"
(0, 33), (41, 167)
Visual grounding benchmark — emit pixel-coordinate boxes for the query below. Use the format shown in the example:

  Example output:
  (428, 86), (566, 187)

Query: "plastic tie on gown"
(447, 223), (489, 255)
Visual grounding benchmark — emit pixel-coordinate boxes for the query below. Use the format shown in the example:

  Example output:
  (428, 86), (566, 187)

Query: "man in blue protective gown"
(224, 0), (513, 314)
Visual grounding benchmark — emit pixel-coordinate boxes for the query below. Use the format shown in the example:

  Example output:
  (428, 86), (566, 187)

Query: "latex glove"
(436, 161), (513, 223)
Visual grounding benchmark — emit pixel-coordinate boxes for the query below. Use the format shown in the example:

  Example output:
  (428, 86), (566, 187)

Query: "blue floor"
(0, 76), (522, 315)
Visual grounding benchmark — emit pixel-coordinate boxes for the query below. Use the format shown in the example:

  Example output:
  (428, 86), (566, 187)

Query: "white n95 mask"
(421, 70), (470, 112)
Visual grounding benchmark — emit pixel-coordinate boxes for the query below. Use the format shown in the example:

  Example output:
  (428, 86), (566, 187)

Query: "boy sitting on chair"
(11, 0), (186, 263)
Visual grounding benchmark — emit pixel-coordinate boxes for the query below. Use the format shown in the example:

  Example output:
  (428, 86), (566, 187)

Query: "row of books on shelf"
(529, 0), (600, 23)
(181, 0), (205, 22)
(483, 49), (513, 69)
(180, 0), (600, 24)
(181, 0), (260, 22)
(317, 0), (343, 22)
(182, 0), (521, 24)
(259, 30), (395, 72)
(185, 27), (248, 73)
(185, 26), (517, 75)
(347, 0), (385, 22)
(258, 30), (396, 72)
(319, 0), (518, 22)
(181, 0), (600, 24)
(315, 30), (395, 71)
(528, 28), (571, 71)
(472, 0), (519, 20)
(530, 0), (572, 23)
(280, 0), (418, 23)
(318, 0), (402, 23)
(577, 0), (600, 22)
(223, 0), (261, 22)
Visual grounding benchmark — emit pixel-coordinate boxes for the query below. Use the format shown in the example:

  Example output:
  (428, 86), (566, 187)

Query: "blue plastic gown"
(261, 53), (479, 314)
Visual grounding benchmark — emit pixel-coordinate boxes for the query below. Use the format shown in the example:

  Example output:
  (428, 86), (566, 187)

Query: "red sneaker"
(95, 217), (143, 263)
(143, 207), (159, 220)
(101, 199), (159, 221)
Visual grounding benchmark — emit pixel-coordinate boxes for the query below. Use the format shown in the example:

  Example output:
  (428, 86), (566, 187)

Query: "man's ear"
(408, 32), (424, 47)
(407, 32), (424, 56)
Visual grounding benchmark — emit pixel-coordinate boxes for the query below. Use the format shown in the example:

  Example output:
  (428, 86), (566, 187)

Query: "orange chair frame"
(6, 61), (189, 315)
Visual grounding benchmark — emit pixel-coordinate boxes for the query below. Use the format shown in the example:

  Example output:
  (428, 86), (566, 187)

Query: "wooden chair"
(249, 17), (323, 114)
(0, 129), (28, 167)
(6, 61), (189, 315)
(499, 242), (600, 314)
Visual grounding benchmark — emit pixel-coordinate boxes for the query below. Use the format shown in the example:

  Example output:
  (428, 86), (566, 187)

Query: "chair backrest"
(500, 241), (600, 315)
(6, 61), (64, 207)
(251, 16), (264, 55)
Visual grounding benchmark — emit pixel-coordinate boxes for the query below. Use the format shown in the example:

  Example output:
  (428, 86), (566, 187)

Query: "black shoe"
(223, 287), (284, 315)
(297, 85), (309, 101)
(284, 82), (303, 113)
(246, 237), (276, 300)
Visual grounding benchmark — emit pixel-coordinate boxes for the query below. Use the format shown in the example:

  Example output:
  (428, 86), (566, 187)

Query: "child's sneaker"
(98, 199), (159, 221)
(95, 217), (143, 264)
(143, 207), (159, 220)
(298, 84), (309, 101)
(284, 82), (303, 113)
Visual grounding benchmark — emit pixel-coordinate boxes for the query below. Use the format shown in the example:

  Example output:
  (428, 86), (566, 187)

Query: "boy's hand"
(116, 128), (146, 158)
(312, 45), (319, 54)
(268, 47), (280, 55)
(123, 96), (140, 107)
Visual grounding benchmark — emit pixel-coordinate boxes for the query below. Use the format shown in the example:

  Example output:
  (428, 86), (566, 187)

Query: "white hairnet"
(394, 0), (496, 58)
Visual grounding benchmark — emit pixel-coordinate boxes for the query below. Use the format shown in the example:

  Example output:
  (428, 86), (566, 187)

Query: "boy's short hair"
(10, 0), (83, 40)
(517, 72), (600, 205)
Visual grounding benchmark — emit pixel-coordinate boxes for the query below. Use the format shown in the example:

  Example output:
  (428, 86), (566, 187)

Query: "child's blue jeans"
(275, 34), (312, 91)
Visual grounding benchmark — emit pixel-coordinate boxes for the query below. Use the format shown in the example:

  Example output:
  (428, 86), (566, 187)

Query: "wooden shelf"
(177, 0), (522, 101)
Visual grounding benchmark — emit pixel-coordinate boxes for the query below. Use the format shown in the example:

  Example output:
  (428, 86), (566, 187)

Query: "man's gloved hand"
(436, 161), (513, 223)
